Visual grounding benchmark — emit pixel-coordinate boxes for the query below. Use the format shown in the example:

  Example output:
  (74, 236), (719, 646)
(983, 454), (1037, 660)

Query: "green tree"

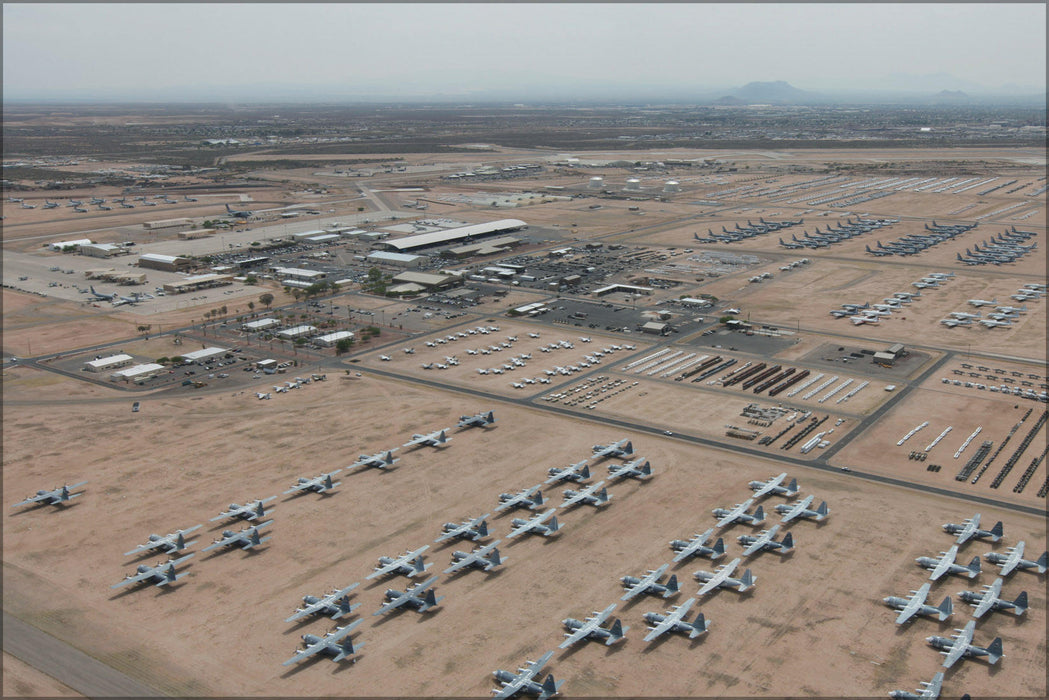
(259, 293), (274, 309)
(335, 337), (354, 355)
(247, 301), (255, 312)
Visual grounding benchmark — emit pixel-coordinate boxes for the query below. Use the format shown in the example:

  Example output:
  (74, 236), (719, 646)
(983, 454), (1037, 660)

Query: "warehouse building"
(271, 267), (326, 281)
(593, 283), (654, 297)
(143, 218), (194, 232)
(389, 271), (462, 292)
(447, 236), (522, 258)
(110, 363), (165, 382)
(366, 251), (425, 268)
(84, 354), (133, 373)
(177, 229), (216, 240)
(313, 330), (355, 347)
(162, 274), (233, 294)
(180, 347), (228, 364)
(242, 318), (281, 332)
(138, 253), (193, 272)
(376, 219), (527, 252)
(49, 239), (93, 252)
(79, 243), (126, 258)
(278, 325), (318, 340)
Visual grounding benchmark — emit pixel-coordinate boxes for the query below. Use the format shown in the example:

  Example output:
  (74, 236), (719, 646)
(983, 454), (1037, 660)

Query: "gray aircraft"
(926, 619), (1003, 669)
(590, 439), (635, 461)
(883, 582), (953, 624)
(112, 554), (194, 589)
(606, 457), (652, 481)
(712, 498), (765, 529)
(916, 544), (981, 581)
(202, 520), (273, 553)
(642, 597), (709, 642)
(942, 513), (1003, 545)
(984, 540), (1048, 576)
(366, 545), (433, 580)
(285, 583), (362, 623)
(124, 524), (203, 557)
(737, 525), (794, 557)
(621, 563), (679, 601)
(559, 604), (628, 649)
(670, 528), (726, 563)
(403, 429), (451, 449)
(560, 481), (611, 509)
(495, 485), (545, 513)
(747, 472), (799, 499)
(958, 577), (1028, 618)
(774, 495), (829, 524)
(282, 619), (364, 666)
(348, 450), (399, 471)
(11, 481), (88, 508)
(444, 541), (505, 575)
(694, 558), (756, 596)
(435, 513), (491, 544)
(491, 650), (564, 700)
(284, 469), (342, 496)
(544, 461), (591, 485)
(373, 575), (443, 616)
(889, 671), (944, 700)
(506, 509), (561, 539)
(458, 410), (496, 429)
(210, 497), (275, 522)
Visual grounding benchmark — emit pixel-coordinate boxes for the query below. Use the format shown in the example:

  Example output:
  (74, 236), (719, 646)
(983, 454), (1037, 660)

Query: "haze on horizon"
(3, 3), (1046, 102)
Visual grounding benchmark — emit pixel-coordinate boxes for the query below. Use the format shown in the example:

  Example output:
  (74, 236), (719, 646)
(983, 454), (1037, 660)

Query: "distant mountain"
(733, 81), (814, 103)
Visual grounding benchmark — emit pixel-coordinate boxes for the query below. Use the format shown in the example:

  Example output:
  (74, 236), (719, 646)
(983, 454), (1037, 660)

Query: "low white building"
(180, 347), (228, 364)
(110, 363), (165, 381)
(313, 330), (355, 347)
(84, 353), (133, 372)
(49, 239), (93, 252)
(278, 325), (317, 340)
(242, 318), (281, 332)
(272, 267), (326, 281)
(367, 251), (425, 268)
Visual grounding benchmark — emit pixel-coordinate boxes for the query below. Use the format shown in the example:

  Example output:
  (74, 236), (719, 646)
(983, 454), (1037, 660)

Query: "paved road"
(3, 611), (164, 697)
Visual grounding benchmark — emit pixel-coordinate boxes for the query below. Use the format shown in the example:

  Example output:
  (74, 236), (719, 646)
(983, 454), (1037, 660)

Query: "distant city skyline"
(3, 3), (1045, 102)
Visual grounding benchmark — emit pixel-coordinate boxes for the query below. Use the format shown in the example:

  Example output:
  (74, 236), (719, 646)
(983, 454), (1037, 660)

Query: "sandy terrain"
(2, 653), (82, 697)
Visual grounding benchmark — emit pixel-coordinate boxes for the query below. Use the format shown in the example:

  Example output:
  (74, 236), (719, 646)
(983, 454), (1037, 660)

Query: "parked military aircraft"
(284, 470), (342, 495)
(712, 498), (765, 528)
(737, 524), (794, 557)
(124, 524), (203, 557)
(642, 597), (709, 642)
(506, 509), (561, 539)
(491, 650), (563, 700)
(607, 457), (652, 481)
(958, 577), (1028, 618)
(621, 563), (679, 601)
(282, 620), (363, 666)
(747, 472), (799, 499)
(11, 481), (87, 508)
(883, 582), (953, 624)
(559, 604), (628, 649)
(443, 541), (505, 575)
(942, 513), (1003, 545)
(693, 558), (756, 596)
(984, 540), (1048, 576)
(889, 672), (944, 700)
(458, 410), (496, 429)
(403, 428), (451, 449)
(435, 513), (491, 544)
(373, 575), (443, 616)
(225, 203), (253, 219)
(544, 461), (591, 485)
(560, 481), (611, 508)
(348, 450), (399, 471)
(926, 619), (1003, 669)
(591, 439), (634, 461)
(916, 544), (981, 581)
(285, 583), (361, 623)
(202, 520), (273, 553)
(774, 495), (829, 523)
(112, 554), (193, 589)
(365, 545), (432, 580)
(669, 528), (726, 563)
(210, 497), (275, 522)
(495, 485), (545, 512)
(967, 297), (998, 307)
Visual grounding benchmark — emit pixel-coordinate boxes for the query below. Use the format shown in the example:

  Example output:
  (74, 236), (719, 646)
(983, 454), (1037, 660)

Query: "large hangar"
(376, 219), (527, 252)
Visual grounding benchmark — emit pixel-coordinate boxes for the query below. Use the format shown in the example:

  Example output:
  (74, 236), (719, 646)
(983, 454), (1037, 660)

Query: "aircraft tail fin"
(1012, 591), (1028, 615)
(665, 574), (679, 596)
(437, 430), (447, 444)
(175, 532), (186, 550)
(986, 637), (1003, 664)
(966, 556), (981, 577)
(639, 461), (652, 477)
(476, 520), (489, 538)
(487, 548), (503, 568)
(579, 464), (591, 480)
(596, 488), (610, 504)
(689, 612), (708, 637)
(752, 505), (765, 522)
(712, 537), (725, 557)
(422, 588), (441, 609)
(1035, 550), (1048, 574)
(780, 532), (794, 551)
(546, 516), (560, 534)
(323, 475), (334, 490)
(541, 674), (562, 697)
(989, 521), (1004, 541)
(786, 478), (798, 493)
(607, 618), (625, 644)
(816, 501), (829, 518)
(532, 490), (544, 507)
(411, 556), (429, 575)
(937, 595), (953, 621)
(739, 569), (755, 591)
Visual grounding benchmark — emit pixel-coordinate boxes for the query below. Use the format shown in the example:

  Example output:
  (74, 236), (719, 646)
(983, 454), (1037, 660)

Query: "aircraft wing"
(742, 525), (780, 557)
(930, 546), (958, 581)
(366, 545), (430, 579)
(672, 529), (714, 563)
(697, 559), (739, 596)
(998, 543), (1023, 576)
(286, 599), (328, 622)
(752, 473), (786, 498)
(561, 485), (593, 508)
(779, 495), (813, 523)
(972, 579), (1002, 618)
(622, 564), (668, 601)
(493, 651), (553, 698)
(123, 538), (166, 557)
(941, 622), (974, 668)
(282, 622), (358, 666)
(895, 583), (931, 624)
(559, 617), (601, 649)
(506, 509), (555, 539)
(643, 598), (695, 642)
(111, 568), (158, 589)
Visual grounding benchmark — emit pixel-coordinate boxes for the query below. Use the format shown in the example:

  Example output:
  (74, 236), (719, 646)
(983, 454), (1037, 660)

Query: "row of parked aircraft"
(955, 227), (1038, 265)
(693, 216), (804, 244)
(864, 220), (977, 257)
(780, 217), (897, 250)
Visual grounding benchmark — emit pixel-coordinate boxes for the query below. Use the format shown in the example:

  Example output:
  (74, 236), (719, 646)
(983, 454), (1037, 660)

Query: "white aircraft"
(916, 544), (981, 581)
(883, 582), (953, 624)
(365, 545), (432, 580)
(560, 481), (611, 509)
(559, 603), (628, 649)
(942, 513), (1003, 545)
(978, 319), (1013, 328)
(478, 368), (489, 375)
(506, 508), (561, 539)
(642, 597), (709, 642)
(737, 525), (794, 557)
(926, 619), (1003, 669)
(984, 540), (1048, 576)
(669, 528), (726, 563)
(850, 315), (879, 325)
(712, 498), (765, 529)
(255, 392), (272, 400)
(284, 470), (342, 496)
(435, 513), (491, 544)
(443, 541), (505, 575)
(403, 347), (415, 354)
(282, 620), (364, 666)
(380, 355), (391, 361)
(889, 671), (944, 700)
(693, 557), (756, 596)
(958, 577), (1028, 618)
(967, 297), (998, 307)
(349, 449), (399, 471)
(948, 311), (981, 320)
(123, 525), (203, 557)
(491, 650), (563, 700)
(210, 497), (275, 522)
(747, 472), (798, 499)
(545, 461), (590, 485)
(620, 563), (679, 601)
(495, 485), (544, 513)
(773, 495), (829, 524)
(403, 429), (451, 449)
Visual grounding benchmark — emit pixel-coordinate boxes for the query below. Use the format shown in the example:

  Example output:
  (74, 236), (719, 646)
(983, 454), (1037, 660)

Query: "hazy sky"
(3, 3), (1046, 100)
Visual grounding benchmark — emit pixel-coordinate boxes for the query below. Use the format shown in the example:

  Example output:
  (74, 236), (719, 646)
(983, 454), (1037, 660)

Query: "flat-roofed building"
(447, 236), (522, 258)
(139, 253), (193, 272)
(162, 274), (233, 294)
(79, 243), (125, 258)
(593, 283), (654, 297)
(177, 228), (216, 240)
(110, 363), (165, 381)
(144, 218), (193, 232)
(84, 353), (133, 372)
(49, 239), (93, 252)
(272, 267), (326, 281)
(180, 347), (228, 364)
(242, 318), (281, 332)
(390, 271), (462, 291)
(367, 251), (425, 268)
(376, 219), (527, 252)
(278, 325), (317, 340)
(641, 321), (669, 335)
(313, 330), (355, 347)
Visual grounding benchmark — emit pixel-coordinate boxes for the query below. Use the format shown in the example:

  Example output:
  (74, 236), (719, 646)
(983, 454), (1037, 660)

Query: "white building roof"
(85, 354), (133, 369)
(273, 267), (325, 279)
(368, 251), (424, 263)
(243, 318), (280, 330)
(314, 330), (355, 343)
(382, 219), (527, 251)
(139, 253), (182, 264)
(49, 239), (93, 250)
(278, 325), (317, 338)
(181, 347), (228, 362)
(111, 363), (165, 378)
